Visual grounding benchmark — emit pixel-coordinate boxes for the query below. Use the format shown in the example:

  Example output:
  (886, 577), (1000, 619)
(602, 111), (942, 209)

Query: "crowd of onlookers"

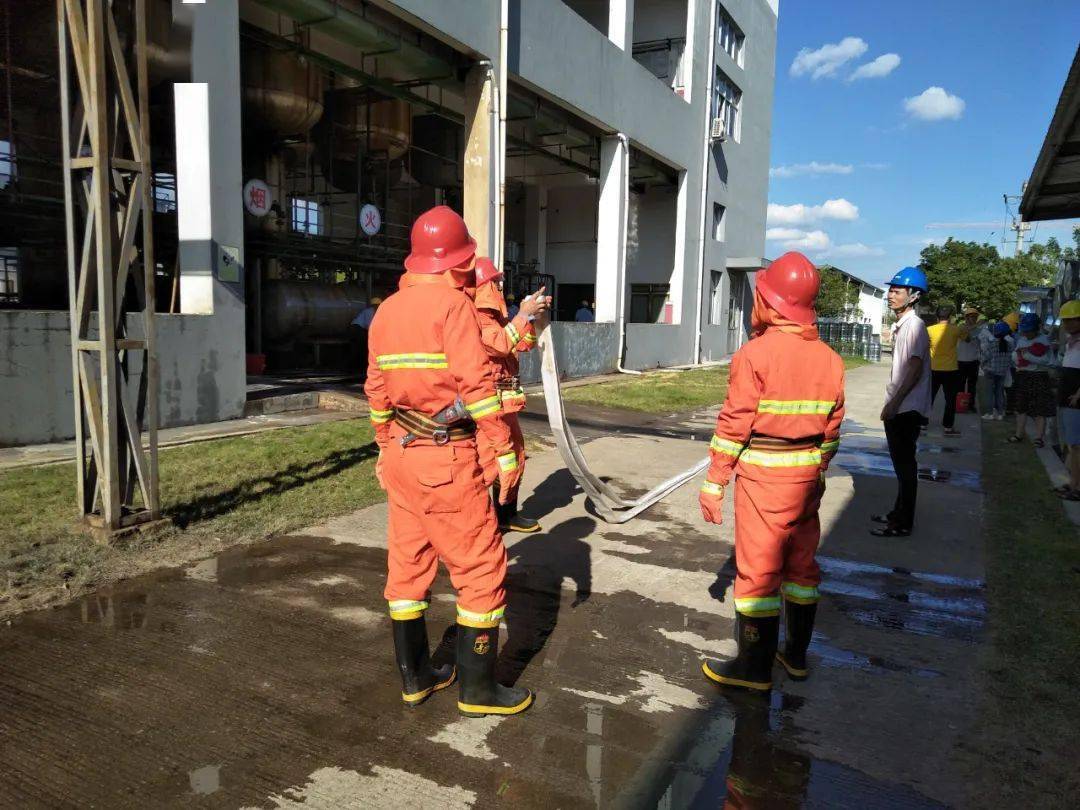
(923, 303), (1080, 501)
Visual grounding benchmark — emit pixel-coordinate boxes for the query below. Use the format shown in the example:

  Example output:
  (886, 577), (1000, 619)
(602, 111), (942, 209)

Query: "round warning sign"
(243, 178), (272, 217)
(360, 203), (382, 236)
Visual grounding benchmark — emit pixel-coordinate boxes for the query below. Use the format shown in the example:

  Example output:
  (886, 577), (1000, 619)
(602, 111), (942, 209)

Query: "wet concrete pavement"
(1, 362), (990, 808)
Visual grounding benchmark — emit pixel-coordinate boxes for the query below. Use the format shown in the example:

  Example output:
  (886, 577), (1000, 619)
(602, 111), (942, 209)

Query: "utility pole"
(1004, 184), (1030, 255)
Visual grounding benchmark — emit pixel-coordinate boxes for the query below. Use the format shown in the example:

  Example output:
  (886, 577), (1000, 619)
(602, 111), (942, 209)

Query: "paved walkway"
(0, 363), (991, 808)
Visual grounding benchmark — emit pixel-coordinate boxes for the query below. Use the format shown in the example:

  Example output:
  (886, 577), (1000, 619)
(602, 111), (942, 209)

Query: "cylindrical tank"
(261, 281), (367, 343)
(317, 93), (412, 191)
(242, 48), (325, 137)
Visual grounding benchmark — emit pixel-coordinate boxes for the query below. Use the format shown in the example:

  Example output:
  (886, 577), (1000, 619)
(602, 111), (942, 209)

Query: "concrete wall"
(546, 183), (599, 286)
(518, 322), (618, 384)
(0, 311), (245, 447)
(699, 0), (777, 361)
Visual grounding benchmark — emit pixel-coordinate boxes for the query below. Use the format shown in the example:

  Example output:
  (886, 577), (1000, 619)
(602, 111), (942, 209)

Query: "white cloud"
(925, 221), (998, 230)
(848, 53), (901, 81)
(860, 162), (891, 170)
(766, 228), (832, 253)
(790, 37), (867, 79)
(767, 198), (859, 226)
(769, 161), (854, 179)
(829, 242), (886, 258)
(904, 86), (965, 121)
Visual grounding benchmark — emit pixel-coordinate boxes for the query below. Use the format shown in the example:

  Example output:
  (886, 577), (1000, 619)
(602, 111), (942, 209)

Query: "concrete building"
(817, 265), (887, 336)
(0, 0), (778, 446)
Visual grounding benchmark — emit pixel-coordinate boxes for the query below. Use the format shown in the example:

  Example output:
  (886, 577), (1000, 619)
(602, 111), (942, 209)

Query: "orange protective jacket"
(704, 328), (845, 487)
(365, 274), (512, 459)
(474, 282), (537, 413)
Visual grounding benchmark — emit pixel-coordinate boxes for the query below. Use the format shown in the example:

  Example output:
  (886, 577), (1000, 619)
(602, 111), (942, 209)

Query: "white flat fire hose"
(537, 328), (709, 524)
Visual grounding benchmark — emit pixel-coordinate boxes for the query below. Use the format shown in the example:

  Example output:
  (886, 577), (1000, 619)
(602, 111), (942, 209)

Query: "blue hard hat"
(1019, 313), (1040, 333)
(887, 266), (928, 294)
(992, 321), (1011, 338)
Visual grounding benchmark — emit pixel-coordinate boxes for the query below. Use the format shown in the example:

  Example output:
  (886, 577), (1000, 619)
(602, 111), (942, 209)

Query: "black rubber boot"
(392, 617), (456, 707)
(493, 485), (542, 534)
(702, 613), (778, 692)
(776, 600), (817, 680)
(456, 624), (534, 717)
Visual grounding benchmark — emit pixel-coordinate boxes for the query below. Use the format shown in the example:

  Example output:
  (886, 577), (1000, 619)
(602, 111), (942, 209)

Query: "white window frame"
(291, 197), (321, 235)
(716, 5), (744, 67)
(712, 70), (742, 142)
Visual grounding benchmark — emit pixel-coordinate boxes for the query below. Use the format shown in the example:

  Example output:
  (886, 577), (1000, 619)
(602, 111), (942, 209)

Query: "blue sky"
(766, 0), (1080, 286)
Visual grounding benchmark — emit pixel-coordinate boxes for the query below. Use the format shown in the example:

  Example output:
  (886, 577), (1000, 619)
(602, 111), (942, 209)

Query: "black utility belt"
(394, 409), (475, 446)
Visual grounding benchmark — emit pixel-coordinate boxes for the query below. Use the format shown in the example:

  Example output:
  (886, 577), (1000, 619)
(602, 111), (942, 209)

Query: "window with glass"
(0, 247), (17, 304)
(0, 140), (15, 189)
(717, 5), (744, 66)
(630, 283), (671, 324)
(709, 270), (724, 325)
(152, 173), (177, 214)
(713, 202), (726, 241)
(291, 198), (321, 235)
(713, 70), (742, 141)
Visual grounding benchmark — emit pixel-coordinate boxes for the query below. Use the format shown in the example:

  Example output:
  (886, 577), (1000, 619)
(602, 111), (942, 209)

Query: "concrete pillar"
(595, 136), (629, 324)
(173, 0), (246, 416)
(608, 0), (635, 51)
(463, 64), (497, 258)
(174, 0), (245, 313)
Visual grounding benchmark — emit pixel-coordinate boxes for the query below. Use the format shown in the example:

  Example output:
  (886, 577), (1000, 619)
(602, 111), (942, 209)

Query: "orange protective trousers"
(732, 476), (822, 616)
(478, 411), (526, 501)
(382, 422), (507, 619)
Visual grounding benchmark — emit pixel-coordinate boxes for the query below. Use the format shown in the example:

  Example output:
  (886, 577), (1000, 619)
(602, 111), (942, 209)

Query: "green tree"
(917, 238), (1047, 318)
(815, 264), (861, 319)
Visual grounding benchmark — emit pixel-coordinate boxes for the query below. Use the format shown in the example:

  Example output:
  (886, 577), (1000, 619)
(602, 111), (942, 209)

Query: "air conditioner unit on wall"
(710, 118), (727, 141)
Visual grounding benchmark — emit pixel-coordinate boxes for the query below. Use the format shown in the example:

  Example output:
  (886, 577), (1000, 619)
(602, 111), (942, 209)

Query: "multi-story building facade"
(0, 0), (778, 445)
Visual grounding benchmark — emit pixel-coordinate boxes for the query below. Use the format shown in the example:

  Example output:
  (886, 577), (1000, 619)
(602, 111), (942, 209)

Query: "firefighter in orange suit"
(473, 257), (549, 533)
(698, 252), (845, 691)
(365, 205), (533, 717)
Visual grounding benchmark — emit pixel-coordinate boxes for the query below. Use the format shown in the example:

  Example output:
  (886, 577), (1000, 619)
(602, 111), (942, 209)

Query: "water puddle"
(834, 449), (982, 491)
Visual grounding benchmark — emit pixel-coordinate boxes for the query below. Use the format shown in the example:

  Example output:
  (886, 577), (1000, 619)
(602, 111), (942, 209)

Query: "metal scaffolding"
(57, 0), (159, 532)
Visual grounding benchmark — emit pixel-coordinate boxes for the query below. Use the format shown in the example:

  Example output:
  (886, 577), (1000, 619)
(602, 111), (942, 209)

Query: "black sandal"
(870, 514), (894, 525)
(1033, 438), (1045, 448)
(870, 526), (911, 538)
(1007, 435), (1024, 444)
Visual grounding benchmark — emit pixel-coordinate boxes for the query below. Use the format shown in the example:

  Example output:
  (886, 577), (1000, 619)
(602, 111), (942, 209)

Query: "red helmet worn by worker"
(404, 205), (476, 274)
(755, 252), (820, 325)
(475, 257), (504, 287)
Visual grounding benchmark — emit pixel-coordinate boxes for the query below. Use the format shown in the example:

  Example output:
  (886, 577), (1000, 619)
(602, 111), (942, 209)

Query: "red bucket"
(955, 392), (972, 414)
(246, 353), (267, 376)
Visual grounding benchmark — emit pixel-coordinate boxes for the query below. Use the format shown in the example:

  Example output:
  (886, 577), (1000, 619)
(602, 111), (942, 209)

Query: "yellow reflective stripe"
(376, 353), (449, 370)
(734, 595), (781, 616)
(757, 400), (836, 415)
(457, 605), (505, 628)
(388, 599), (429, 620)
(466, 395), (502, 420)
(740, 448), (822, 468)
(522, 332), (537, 344)
(700, 480), (724, 496)
(504, 322), (521, 345)
(710, 435), (745, 458)
(782, 582), (820, 604)
(499, 390), (526, 404)
(820, 439), (840, 454)
(369, 408), (394, 424)
(497, 452), (518, 472)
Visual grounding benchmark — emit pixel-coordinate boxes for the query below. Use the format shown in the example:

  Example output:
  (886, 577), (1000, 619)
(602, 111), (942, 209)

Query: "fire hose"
(537, 327), (709, 524)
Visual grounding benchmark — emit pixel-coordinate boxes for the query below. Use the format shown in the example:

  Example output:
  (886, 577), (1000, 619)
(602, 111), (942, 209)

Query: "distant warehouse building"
(815, 265), (887, 336)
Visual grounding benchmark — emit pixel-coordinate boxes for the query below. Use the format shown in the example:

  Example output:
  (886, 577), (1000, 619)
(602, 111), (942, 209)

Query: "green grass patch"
(563, 367), (730, 414)
(960, 421), (1080, 805)
(561, 356), (872, 414)
(0, 418), (383, 617)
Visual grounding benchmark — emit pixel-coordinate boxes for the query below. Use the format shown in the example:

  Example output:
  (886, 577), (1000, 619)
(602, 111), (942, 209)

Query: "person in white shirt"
(873, 267), (932, 538)
(1056, 300), (1080, 499)
(349, 296), (381, 380)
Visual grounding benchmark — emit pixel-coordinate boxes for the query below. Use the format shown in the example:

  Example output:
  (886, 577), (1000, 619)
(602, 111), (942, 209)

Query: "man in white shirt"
(349, 296), (381, 380)
(874, 267), (932, 537)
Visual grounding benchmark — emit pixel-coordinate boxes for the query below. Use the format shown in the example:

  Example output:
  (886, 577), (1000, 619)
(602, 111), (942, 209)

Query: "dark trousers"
(884, 410), (922, 530)
(931, 369), (960, 428)
(348, 324), (368, 381)
(957, 361), (979, 397)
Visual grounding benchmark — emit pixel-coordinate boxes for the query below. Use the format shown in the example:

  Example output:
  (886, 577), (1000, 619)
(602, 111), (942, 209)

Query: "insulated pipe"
(692, 0), (719, 366)
(614, 133), (642, 375)
(495, 0), (509, 269)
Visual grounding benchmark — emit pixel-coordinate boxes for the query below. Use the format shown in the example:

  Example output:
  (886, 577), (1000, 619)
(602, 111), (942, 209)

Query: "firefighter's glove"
(698, 480), (725, 525)
(496, 451), (522, 504)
